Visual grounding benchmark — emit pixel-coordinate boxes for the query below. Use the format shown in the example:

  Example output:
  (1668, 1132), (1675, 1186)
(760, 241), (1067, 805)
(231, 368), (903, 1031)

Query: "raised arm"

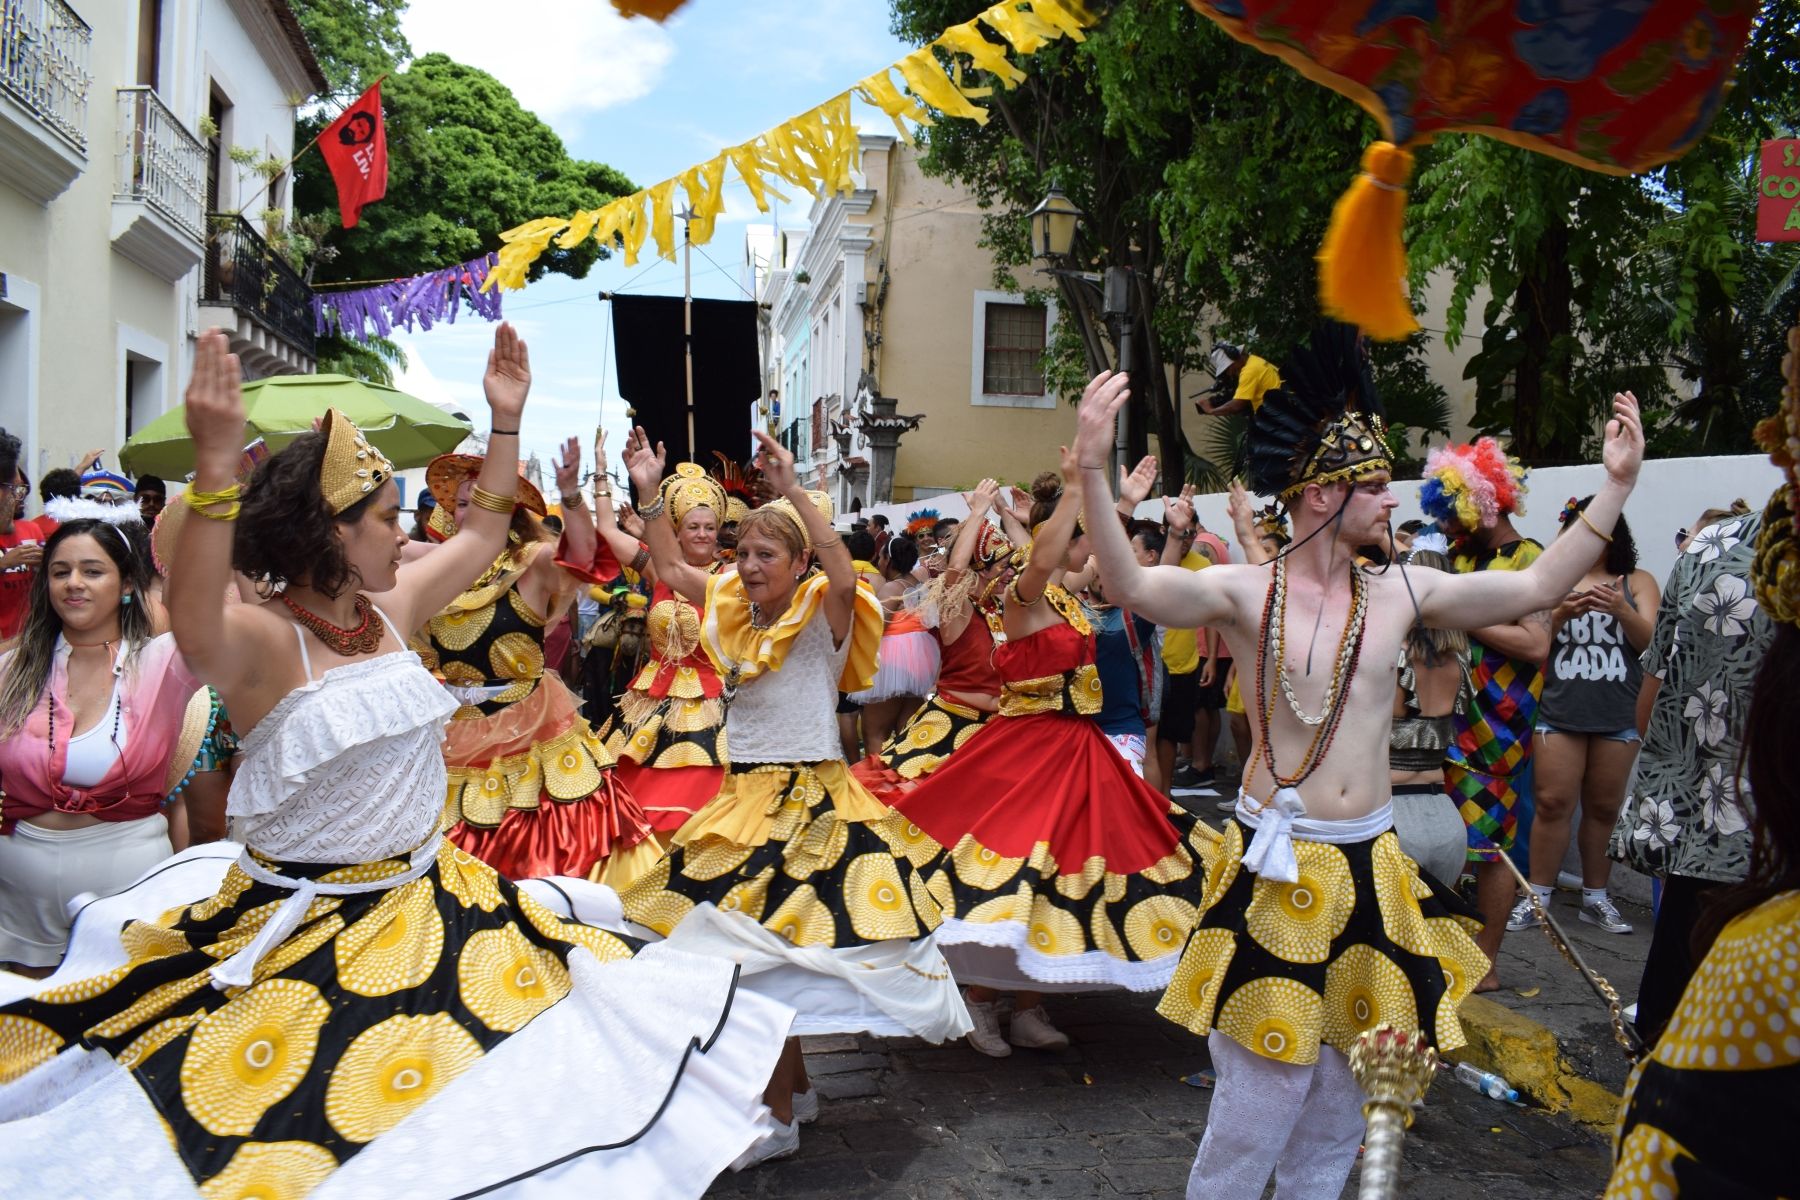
(387, 323), (531, 633)
(1226, 480), (1271, 566)
(591, 433), (651, 582)
(1162, 490), (1197, 566)
(994, 487), (1031, 546)
(623, 429), (709, 603)
(549, 436), (596, 573)
(169, 331), (270, 690)
(1416, 392), (1644, 632)
(937, 479), (998, 644)
(755, 430), (855, 642)
(1015, 449), (1083, 605)
(1075, 371), (1236, 629)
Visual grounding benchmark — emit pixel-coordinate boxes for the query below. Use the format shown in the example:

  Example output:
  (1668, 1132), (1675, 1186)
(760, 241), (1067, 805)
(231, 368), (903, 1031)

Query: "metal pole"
(1102, 266), (1134, 491)
(680, 205), (697, 463)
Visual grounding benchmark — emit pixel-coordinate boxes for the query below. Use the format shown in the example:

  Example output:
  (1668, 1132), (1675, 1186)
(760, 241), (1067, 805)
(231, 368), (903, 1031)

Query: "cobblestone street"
(706, 990), (1613, 1199)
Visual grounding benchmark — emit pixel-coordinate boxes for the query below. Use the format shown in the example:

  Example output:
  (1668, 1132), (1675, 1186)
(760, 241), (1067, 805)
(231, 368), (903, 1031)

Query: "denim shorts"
(1535, 722), (1639, 743)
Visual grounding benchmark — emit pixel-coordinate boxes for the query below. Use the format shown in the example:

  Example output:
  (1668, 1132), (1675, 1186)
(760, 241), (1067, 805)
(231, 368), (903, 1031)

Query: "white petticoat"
(0, 844), (794, 1200)
(848, 629), (941, 705)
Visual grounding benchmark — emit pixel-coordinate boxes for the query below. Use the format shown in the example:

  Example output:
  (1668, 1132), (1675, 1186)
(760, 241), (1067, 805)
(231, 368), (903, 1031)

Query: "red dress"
(604, 580), (728, 831)
(892, 587), (1200, 992)
(853, 604), (1002, 799)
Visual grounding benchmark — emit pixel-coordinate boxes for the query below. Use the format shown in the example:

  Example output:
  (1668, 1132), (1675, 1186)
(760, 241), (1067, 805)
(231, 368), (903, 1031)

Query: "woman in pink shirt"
(0, 511), (197, 974)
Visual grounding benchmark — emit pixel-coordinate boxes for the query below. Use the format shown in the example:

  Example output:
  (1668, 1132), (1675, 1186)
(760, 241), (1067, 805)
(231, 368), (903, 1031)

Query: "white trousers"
(0, 815), (172, 968)
(1186, 1031), (1367, 1200)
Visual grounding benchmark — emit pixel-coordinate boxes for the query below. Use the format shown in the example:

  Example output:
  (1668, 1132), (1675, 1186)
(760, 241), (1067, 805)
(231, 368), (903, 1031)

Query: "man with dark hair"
(868, 512), (891, 556)
(845, 528), (877, 563)
(38, 469), (80, 506)
(0, 429), (42, 638)
(932, 517), (959, 544)
(134, 473), (167, 522)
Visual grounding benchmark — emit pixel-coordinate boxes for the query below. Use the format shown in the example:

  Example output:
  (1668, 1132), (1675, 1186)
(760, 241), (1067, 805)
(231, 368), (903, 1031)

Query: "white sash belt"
(209, 835), (442, 990)
(1235, 790), (1395, 884)
(441, 681), (512, 706)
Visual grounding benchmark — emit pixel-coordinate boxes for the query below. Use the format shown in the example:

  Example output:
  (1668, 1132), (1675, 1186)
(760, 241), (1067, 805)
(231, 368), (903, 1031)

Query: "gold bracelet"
(1577, 510), (1613, 543)
(814, 536), (843, 549)
(470, 484), (517, 514)
(186, 483), (242, 522)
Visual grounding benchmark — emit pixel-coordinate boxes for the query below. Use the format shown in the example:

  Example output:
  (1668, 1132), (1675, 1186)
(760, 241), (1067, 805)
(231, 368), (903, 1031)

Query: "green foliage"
(288, 0), (411, 97)
(315, 334), (406, 387)
(292, 54), (635, 288)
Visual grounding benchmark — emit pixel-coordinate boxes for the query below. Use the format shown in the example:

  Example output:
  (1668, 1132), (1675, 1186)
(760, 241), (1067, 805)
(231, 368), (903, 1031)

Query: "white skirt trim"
(935, 915), (1180, 994)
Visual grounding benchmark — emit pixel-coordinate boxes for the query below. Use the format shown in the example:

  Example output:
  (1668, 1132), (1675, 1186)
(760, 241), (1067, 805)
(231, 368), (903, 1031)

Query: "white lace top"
(725, 615), (852, 765)
(227, 650), (456, 863)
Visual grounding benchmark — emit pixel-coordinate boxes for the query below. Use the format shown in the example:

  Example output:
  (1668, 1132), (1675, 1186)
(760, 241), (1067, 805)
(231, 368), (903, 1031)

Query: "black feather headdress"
(1246, 322), (1389, 501)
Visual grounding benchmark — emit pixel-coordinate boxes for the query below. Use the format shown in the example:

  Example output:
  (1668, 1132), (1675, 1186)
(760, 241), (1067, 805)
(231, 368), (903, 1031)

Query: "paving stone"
(804, 1050), (890, 1076)
(813, 1069), (882, 1100)
(1098, 1160), (1191, 1195)
(993, 1136), (1105, 1168)
(1101, 1133), (1199, 1162)
(973, 1167), (1116, 1199)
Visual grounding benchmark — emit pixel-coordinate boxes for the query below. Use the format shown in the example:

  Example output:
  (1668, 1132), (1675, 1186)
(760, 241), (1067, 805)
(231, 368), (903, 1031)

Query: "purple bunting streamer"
(312, 253), (505, 344)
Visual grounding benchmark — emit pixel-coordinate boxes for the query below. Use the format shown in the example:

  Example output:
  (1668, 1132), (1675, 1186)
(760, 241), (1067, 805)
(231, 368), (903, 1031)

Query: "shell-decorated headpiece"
(660, 462), (728, 528)
(973, 520), (1014, 568)
(1245, 322), (1390, 502)
(762, 490), (833, 550)
(1753, 321), (1800, 627)
(724, 495), (750, 525)
(319, 408), (393, 515)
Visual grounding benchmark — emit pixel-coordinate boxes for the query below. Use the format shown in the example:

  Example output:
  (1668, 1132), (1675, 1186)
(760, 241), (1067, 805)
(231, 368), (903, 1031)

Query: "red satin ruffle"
(612, 757), (725, 832)
(447, 771), (650, 880)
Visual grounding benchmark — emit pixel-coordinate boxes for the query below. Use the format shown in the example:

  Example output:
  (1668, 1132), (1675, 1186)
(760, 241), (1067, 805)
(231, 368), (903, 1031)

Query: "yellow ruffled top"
(700, 571), (884, 695)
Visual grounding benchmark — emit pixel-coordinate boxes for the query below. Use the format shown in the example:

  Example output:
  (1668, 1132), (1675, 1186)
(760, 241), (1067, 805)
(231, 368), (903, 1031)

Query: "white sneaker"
(1505, 895), (1545, 932)
(729, 1112), (800, 1172)
(1579, 896), (1634, 934)
(791, 1086), (819, 1124)
(964, 997), (1012, 1058)
(1008, 1005), (1071, 1050)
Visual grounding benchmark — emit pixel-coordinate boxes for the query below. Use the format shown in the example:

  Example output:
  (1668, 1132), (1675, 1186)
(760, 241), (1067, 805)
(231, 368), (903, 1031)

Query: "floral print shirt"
(1611, 513), (1769, 884)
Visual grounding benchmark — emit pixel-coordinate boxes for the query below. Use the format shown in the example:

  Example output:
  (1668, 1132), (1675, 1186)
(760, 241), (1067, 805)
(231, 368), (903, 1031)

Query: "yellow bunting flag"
(484, 0), (1100, 291)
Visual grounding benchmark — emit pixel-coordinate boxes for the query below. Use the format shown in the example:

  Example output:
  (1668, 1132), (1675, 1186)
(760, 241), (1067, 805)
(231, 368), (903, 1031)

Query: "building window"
(969, 290), (1055, 409)
(981, 302), (1046, 395)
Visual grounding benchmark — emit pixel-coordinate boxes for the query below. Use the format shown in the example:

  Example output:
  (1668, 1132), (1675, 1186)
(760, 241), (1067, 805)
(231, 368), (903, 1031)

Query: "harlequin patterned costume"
(620, 565), (970, 1042)
(602, 578), (728, 835)
(0, 641), (791, 1198)
(1444, 537), (1544, 861)
(891, 584), (1200, 992)
(1603, 890), (1799, 1199)
(415, 542), (660, 889)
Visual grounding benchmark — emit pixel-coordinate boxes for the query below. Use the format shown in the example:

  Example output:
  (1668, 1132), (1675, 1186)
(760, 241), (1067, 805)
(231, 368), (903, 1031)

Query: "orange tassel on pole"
(1317, 141), (1417, 341)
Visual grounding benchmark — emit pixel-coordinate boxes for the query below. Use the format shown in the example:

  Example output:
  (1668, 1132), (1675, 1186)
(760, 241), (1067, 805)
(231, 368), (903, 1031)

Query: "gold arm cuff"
(1577, 509), (1613, 543)
(470, 484), (518, 514)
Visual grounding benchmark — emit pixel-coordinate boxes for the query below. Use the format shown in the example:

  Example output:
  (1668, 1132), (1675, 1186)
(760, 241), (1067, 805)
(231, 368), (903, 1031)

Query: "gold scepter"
(1349, 1024), (1437, 1199)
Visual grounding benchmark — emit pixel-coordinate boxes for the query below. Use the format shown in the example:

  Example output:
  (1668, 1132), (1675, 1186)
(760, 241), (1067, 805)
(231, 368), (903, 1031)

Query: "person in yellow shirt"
(1193, 343), (1282, 417)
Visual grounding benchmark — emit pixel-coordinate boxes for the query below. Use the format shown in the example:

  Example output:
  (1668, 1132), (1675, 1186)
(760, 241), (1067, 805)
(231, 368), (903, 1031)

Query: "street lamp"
(1028, 187), (1083, 263)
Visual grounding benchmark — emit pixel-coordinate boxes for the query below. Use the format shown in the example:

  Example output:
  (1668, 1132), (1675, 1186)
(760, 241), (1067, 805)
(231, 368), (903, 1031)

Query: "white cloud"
(401, 2), (676, 133)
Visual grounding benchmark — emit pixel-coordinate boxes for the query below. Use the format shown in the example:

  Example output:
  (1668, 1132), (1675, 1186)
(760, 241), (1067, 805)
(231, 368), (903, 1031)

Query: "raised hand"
(1165, 493), (1196, 535)
(1118, 455), (1158, 508)
(968, 477), (1000, 517)
(752, 430), (799, 497)
(1058, 442), (1081, 482)
(622, 427), (667, 498)
(1603, 391), (1644, 486)
(553, 436), (582, 497)
(483, 323), (531, 426)
(183, 329), (246, 476)
(619, 503), (645, 538)
(1074, 371), (1130, 472)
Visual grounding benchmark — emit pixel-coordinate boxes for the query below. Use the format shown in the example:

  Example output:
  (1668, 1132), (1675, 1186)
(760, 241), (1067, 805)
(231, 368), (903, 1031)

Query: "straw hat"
(424, 453), (546, 519)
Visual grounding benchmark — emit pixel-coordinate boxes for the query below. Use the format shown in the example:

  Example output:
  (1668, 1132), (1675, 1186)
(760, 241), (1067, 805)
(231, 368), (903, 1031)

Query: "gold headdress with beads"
(761, 490), (833, 550)
(660, 462), (728, 528)
(724, 495), (750, 524)
(319, 408), (393, 515)
(1752, 321), (1800, 627)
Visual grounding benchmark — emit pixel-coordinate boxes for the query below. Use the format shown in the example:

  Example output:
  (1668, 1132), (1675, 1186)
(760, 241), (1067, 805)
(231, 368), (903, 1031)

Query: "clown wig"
(1418, 437), (1527, 531)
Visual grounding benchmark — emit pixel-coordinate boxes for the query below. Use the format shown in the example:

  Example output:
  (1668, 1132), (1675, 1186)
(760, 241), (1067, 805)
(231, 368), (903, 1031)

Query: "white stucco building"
(0, 0), (324, 486)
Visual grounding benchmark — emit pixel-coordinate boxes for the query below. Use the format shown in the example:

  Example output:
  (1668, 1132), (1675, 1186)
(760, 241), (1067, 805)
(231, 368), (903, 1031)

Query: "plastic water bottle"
(1452, 1062), (1520, 1103)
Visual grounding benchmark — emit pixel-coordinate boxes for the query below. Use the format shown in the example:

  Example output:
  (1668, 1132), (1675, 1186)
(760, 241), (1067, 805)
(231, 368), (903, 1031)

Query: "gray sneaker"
(1579, 896), (1634, 934)
(1505, 895), (1544, 932)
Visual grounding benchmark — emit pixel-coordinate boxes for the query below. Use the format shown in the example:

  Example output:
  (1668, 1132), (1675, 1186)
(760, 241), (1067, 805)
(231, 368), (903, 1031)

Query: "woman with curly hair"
(0, 325), (790, 1198)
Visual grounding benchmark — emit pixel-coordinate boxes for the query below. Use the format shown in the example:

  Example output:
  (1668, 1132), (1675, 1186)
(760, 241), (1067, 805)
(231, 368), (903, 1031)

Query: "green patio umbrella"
(119, 374), (474, 477)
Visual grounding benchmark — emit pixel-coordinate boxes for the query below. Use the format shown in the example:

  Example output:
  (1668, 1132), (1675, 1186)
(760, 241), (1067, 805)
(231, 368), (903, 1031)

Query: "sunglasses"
(1674, 527), (1689, 547)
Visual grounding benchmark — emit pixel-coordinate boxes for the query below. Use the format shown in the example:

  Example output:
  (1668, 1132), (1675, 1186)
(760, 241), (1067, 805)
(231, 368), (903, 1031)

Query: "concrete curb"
(1449, 996), (1622, 1127)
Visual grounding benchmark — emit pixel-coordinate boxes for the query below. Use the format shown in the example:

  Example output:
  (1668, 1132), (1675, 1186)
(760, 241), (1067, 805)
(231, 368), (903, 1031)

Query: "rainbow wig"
(1418, 438), (1527, 531)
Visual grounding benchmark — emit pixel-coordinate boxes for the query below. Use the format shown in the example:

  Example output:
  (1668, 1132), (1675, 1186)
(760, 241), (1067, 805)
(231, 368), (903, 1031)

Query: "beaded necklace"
(282, 593), (386, 657)
(49, 641), (123, 763)
(1252, 557), (1368, 789)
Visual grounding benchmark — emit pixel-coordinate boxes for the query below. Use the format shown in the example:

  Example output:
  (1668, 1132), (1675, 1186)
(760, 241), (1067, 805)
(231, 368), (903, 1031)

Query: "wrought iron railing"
(201, 213), (316, 355)
(115, 86), (203, 239)
(0, 0), (90, 151)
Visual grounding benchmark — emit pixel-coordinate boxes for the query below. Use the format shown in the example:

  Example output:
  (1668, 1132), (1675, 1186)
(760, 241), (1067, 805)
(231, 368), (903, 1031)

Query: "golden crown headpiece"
(974, 521), (1014, 568)
(1752, 321), (1800, 627)
(1285, 410), (1392, 500)
(724, 495), (750, 524)
(319, 409), (393, 515)
(660, 462), (728, 528)
(762, 490), (833, 550)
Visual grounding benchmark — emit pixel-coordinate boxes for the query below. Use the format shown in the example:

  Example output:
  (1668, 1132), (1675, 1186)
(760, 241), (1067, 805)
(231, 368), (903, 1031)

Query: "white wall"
(854, 454), (1784, 590)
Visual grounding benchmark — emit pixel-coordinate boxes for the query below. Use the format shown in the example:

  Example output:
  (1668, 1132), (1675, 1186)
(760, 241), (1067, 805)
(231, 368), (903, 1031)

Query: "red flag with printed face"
(318, 81), (387, 228)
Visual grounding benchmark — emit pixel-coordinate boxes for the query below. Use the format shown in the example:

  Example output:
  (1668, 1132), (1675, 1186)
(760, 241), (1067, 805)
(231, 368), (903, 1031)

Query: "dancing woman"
(0, 326), (789, 1198)
(619, 428), (968, 1166)
(414, 438), (657, 887)
(591, 446), (732, 842)
(891, 447), (1200, 1055)
(0, 506), (197, 974)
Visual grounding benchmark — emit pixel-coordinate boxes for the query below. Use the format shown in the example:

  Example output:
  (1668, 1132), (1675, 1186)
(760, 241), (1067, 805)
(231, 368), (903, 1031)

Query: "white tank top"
(62, 681), (127, 788)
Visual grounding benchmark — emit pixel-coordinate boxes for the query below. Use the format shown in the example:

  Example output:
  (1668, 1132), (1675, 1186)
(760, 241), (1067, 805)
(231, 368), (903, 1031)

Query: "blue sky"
(390, 0), (915, 485)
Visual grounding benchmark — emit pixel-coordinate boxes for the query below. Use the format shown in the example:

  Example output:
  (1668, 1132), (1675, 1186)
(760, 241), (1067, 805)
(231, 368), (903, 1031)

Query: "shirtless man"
(1071, 356), (1643, 1200)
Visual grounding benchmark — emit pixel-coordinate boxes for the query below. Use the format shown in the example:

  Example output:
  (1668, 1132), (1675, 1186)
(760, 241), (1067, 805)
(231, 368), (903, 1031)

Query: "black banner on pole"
(610, 294), (757, 466)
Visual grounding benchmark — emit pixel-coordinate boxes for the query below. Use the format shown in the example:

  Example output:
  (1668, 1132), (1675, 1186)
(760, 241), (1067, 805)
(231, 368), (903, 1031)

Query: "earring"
(122, 594), (133, 606)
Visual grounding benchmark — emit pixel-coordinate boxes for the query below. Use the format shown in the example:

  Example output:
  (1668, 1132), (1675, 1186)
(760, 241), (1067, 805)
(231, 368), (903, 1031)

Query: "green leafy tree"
(888, 0), (1447, 492)
(288, 0), (411, 98)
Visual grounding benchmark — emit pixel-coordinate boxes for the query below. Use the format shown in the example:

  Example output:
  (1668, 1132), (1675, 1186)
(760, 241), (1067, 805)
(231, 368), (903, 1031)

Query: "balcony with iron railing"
(110, 85), (205, 282)
(0, 0), (91, 203)
(200, 213), (316, 369)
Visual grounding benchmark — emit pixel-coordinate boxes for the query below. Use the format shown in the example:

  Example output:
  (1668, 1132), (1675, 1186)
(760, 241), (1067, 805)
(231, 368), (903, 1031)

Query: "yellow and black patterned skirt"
(0, 841), (636, 1191)
(603, 687), (727, 772)
(619, 761), (942, 949)
(879, 694), (992, 781)
(1157, 818), (1489, 1065)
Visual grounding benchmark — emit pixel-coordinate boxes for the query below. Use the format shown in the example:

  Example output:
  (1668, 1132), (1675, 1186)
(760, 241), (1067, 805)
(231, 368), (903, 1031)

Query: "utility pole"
(680, 204), (697, 462)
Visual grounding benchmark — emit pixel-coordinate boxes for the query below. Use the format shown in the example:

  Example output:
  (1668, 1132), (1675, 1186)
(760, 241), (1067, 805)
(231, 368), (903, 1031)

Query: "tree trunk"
(1132, 266), (1185, 496)
(1510, 218), (1573, 462)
